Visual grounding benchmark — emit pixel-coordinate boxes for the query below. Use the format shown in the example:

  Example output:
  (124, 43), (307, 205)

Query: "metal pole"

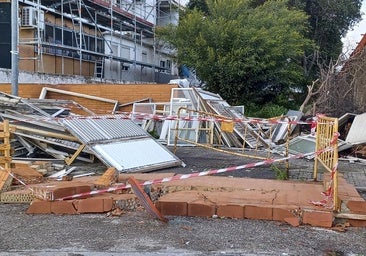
(11, 0), (19, 96)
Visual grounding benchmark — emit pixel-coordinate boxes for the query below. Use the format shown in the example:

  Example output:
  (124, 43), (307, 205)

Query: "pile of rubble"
(0, 86), (366, 228)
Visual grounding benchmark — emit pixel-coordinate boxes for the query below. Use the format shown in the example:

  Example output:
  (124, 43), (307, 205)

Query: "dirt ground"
(1, 146), (366, 255)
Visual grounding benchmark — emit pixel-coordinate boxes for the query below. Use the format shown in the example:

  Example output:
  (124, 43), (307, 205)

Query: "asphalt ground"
(1, 146), (366, 255)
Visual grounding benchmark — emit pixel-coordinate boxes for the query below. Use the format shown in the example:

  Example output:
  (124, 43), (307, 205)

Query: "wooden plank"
(0, 157), (12, 163)
(1, 120), (11, 170)
(0, 170), (13, 192)
(0, 144), (11, 151)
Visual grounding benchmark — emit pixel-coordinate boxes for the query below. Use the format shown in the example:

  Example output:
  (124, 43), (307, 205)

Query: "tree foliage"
(288, 0), (362, 77)
(157, 0), (362, 115)
(157, 0), (312, 108)
(186, 0), (209, 14)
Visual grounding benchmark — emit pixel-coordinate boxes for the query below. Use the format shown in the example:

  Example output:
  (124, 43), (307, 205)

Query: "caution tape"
(6, 111), (321, 127)
(56, 146), (334, 201)
(57, 131), (340, 202)
(0, 167), (42, 199)
(309, 131), (339, 209)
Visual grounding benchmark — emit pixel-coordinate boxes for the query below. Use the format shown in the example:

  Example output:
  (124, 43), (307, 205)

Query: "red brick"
(75, 197), (107, 213)
(53, 185), (91, 200)
(188, 198), (216, 217)
(284, 217), (300, 227)
(156, 201), (187, 216)
(157, 191), (194, 216)
(302, 210), (333, 228)
(272, 206), (298, 222)
(348, 219), (366, 227)
(217, 204), (244, 219)
(217, 205), (244, 219)
(244, 205), (273, 220)
(51, 200), (77, 214)
(26, 200), (51, 214)
(103, 198), (114, 212)
(346, 201), (366, 214)
(31, 182), (92, 201)
(10, 164), (43, 185)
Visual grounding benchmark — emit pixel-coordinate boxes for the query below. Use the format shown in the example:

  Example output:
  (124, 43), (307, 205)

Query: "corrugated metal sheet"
(62, 116), (182, 172)
(62, 116), (147, 143)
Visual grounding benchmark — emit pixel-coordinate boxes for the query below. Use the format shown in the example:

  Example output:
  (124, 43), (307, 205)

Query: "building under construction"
(0, 0), (182, 83)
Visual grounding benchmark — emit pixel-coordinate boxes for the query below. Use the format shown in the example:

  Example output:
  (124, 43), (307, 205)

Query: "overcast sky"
(342, 0), (366, 54)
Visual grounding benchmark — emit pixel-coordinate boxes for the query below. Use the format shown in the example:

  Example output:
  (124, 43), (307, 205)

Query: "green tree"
(157, 0), (313, 109)
(250, 0), (362, 75)
(187, 0), (209, 14)
(287, 0), (362, 77)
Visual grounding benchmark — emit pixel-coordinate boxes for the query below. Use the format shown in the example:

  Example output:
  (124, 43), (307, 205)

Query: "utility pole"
(11, 0), (19, 96)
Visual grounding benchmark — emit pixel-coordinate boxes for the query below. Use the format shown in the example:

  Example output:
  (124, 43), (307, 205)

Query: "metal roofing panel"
(61, 115), (182, 172)
(62, 116), (148, 143)
(346, 113), (366, 144)
(92, 138), (181, 172)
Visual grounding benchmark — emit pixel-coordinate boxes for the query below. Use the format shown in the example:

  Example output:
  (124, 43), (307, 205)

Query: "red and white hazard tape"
(309, 131), (339, 208)
(8, 112), (319, 126)
(58, 132), (340, 202)
(1, 167), (37, 196)
(56, 147), (333, 201)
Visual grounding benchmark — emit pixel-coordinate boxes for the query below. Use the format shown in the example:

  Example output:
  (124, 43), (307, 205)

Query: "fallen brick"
(346, 201), (366, 214)
(31, 182), (92, 201)
(348, 219), (366, 227)
(272, 206), (298, 222)
(11, 164), (43, 184)
(75, 196), (113, 213)
(26, 199), (51, 214)
(284, 217), (300, 227)
(51, 200), (77, 214)
(302, 210), (333, 228)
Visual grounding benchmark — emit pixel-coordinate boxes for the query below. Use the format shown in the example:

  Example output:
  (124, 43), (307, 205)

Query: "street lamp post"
(11, 0), (19, 96)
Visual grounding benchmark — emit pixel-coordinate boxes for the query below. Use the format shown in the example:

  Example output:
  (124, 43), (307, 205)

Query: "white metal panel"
(92, 138), (181, 172)
(346, 113), (366, 144)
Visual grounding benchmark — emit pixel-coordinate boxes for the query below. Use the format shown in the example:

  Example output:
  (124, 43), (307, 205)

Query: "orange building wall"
(0, 84), (177, 114)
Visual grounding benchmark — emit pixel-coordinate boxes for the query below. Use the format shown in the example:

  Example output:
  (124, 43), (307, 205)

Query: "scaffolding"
(17, 0), (182, 82)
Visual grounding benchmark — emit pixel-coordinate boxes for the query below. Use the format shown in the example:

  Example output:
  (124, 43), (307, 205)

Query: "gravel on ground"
(1, 146), (366, 255)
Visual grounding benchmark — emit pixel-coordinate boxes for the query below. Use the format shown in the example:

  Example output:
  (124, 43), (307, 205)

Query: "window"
(45, 24), (54, 43)
(63, 30), (72, 46)
(160, 60), (165, 68)
(142, 51), (147, 62)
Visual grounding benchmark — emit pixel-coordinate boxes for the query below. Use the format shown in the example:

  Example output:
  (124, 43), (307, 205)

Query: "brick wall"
(0, 84), (177, 114)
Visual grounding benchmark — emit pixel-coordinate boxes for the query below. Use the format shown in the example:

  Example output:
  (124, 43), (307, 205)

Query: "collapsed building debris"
(0, 91), (182, 172)
(1, 86), (366, 229)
